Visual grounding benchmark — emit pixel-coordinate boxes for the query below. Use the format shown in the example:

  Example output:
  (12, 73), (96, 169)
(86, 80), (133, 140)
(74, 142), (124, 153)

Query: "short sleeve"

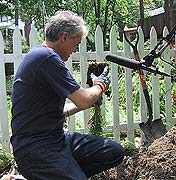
(38, 55), (80, 97)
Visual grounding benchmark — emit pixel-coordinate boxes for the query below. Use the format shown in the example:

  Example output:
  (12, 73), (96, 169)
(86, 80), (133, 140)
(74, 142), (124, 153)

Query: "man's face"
(59, 32), (83, 61)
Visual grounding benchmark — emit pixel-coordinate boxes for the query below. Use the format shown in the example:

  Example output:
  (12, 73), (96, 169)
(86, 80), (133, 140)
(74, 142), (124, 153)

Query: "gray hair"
(45, 10), (89, 42)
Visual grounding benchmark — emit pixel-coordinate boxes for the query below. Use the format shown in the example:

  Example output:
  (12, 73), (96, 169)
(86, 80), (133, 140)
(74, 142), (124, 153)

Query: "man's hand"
(90, 66), (110, 92)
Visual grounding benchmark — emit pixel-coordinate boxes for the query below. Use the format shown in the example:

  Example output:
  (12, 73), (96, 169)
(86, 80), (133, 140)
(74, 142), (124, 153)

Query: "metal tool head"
(139, 118), (167, 144)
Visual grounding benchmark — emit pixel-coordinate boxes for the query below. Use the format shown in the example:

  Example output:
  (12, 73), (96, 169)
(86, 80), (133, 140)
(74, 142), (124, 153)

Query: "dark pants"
(15, 132), (124, 180)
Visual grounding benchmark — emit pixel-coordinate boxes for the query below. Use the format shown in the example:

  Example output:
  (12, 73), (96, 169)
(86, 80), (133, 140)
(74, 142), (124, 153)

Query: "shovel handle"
(142, 88), (153, 122)
(124, 29), (153, 122)
(138, 67), (153, 122)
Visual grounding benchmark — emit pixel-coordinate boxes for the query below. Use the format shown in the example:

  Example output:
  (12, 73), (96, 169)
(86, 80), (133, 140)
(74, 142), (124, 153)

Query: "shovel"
(138, 85), (167, 143)
(124, 28), (167, 143)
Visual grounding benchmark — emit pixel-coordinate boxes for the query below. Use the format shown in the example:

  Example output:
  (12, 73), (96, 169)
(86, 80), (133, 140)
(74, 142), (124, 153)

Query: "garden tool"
(123, 27), (167, 143)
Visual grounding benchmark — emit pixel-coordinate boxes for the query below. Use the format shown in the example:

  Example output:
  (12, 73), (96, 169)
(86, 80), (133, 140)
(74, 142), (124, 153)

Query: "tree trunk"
(14, 0), (19, 26)
(103, 0), (111, 48)
(139, 0), (144, 27)
(164, 0), (175, 30)
(24, 19), (32, 45)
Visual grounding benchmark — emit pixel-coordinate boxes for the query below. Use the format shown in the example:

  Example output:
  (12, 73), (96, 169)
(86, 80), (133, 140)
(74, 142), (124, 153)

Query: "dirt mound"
(114, 125), (176, 180)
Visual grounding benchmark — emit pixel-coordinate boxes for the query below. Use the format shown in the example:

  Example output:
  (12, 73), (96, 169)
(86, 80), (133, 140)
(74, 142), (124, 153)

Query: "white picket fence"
(0, 25), (176, 152)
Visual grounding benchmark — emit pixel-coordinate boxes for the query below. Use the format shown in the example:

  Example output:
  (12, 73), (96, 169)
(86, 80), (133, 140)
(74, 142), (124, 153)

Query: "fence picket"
(123, 31), (134, 142)
(138, 26), (148, 125)
(95, 25), (106, 123)
(150, 27), (160, 119)
(110, 26), (120, 142)
(0, 31), (10, 152)
(13, 26), (22, 74)
(65, 56), (76, 132)
(29, 26), (38, 49)
(163, 27), (173, 126)
(95, 25), (104, 62)
(79, 38), (90, 133)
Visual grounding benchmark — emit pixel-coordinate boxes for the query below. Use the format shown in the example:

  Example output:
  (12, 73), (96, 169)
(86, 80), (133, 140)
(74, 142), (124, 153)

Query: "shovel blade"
(139, 118), (167, 144)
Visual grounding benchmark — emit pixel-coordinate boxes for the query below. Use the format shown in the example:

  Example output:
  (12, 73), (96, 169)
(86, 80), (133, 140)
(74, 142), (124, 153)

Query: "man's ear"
(61, 32), (69, 42)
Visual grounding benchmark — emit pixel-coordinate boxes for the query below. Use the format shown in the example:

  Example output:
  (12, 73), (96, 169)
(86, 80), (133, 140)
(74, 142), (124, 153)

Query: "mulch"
(92, 125), (176, 180)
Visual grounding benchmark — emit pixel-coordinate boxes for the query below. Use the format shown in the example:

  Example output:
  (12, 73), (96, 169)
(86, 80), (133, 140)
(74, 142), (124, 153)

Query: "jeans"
(15, 132), (124, 180)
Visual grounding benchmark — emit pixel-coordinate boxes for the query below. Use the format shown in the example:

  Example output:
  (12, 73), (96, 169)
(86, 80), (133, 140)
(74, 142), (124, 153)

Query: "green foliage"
(0, 151), (13, 167)
(4, 31), (13, 54)
(6, 76), (13, 134)
(0, 1), (13, 16)
(121, 138), (136, 149)
(1, 0), (166, 50)
(7, 0), (145, 50)
(121, 138), (137, 156)
(21, 37), (30, 53)
(3, 32), (30, 54)
(88, 106), (106, 137)
(143, 0), (164, 18)
(6, 76), (13, 93)
(1, 0), (167, 54)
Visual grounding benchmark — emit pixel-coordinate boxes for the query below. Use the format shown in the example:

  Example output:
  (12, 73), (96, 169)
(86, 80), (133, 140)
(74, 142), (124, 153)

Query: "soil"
(92, 125), (176, 180)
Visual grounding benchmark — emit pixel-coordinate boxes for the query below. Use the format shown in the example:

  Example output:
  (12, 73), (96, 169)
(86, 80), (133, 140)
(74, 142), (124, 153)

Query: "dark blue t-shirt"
(11, 45), (80, 157)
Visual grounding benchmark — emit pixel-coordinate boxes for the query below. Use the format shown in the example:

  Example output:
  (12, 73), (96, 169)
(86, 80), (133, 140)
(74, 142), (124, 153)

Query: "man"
(11, 10), (124, 180)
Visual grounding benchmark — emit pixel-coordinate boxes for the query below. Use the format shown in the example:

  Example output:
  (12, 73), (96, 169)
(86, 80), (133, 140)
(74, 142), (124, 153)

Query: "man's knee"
(108, 140), (124, 165)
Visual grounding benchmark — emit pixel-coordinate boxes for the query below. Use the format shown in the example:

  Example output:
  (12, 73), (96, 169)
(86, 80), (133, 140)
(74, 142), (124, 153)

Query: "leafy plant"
(121, 138), (137, 156)
(0, 151), (13, 167)
(88, 106), (106, 137)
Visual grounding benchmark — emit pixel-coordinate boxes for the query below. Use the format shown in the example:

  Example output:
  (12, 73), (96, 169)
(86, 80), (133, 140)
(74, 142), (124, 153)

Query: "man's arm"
(63, 102), (81, 117)
(65, 65), (110, 116)
(66, 85), (102, 113)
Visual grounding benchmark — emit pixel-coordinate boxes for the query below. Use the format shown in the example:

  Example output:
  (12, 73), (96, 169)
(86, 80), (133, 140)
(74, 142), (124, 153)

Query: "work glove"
(90, 66), (110, 93)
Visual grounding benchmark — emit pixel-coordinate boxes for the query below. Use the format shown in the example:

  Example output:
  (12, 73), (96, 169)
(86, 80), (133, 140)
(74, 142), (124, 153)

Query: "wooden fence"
(0, 25), (176, 152)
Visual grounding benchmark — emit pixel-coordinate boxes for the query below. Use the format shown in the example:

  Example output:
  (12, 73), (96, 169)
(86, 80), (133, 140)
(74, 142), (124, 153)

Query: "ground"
(92, 125), (176, 180)
(1, 126), (176, 180)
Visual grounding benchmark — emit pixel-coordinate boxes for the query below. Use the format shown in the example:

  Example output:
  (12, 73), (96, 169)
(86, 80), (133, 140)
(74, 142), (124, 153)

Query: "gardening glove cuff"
(91, 66), (110, 93)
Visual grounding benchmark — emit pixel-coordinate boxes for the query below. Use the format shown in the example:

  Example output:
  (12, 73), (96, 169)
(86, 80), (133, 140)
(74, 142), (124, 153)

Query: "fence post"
(150, 27), (160, 119)
(0, 31), (10, 152)
(13, 26), (22, 74)
(123, 29), (134, 142)
(163, 27), (173, 127)
(79, 38), (90, 133)
(95, 25), (106, 123)
(29, 26), (38, 49)
(138, 27), (148, 141)
(109, 26), (120, 142)
(65, 56), (76, 132)
(95, 25), (105, 62)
